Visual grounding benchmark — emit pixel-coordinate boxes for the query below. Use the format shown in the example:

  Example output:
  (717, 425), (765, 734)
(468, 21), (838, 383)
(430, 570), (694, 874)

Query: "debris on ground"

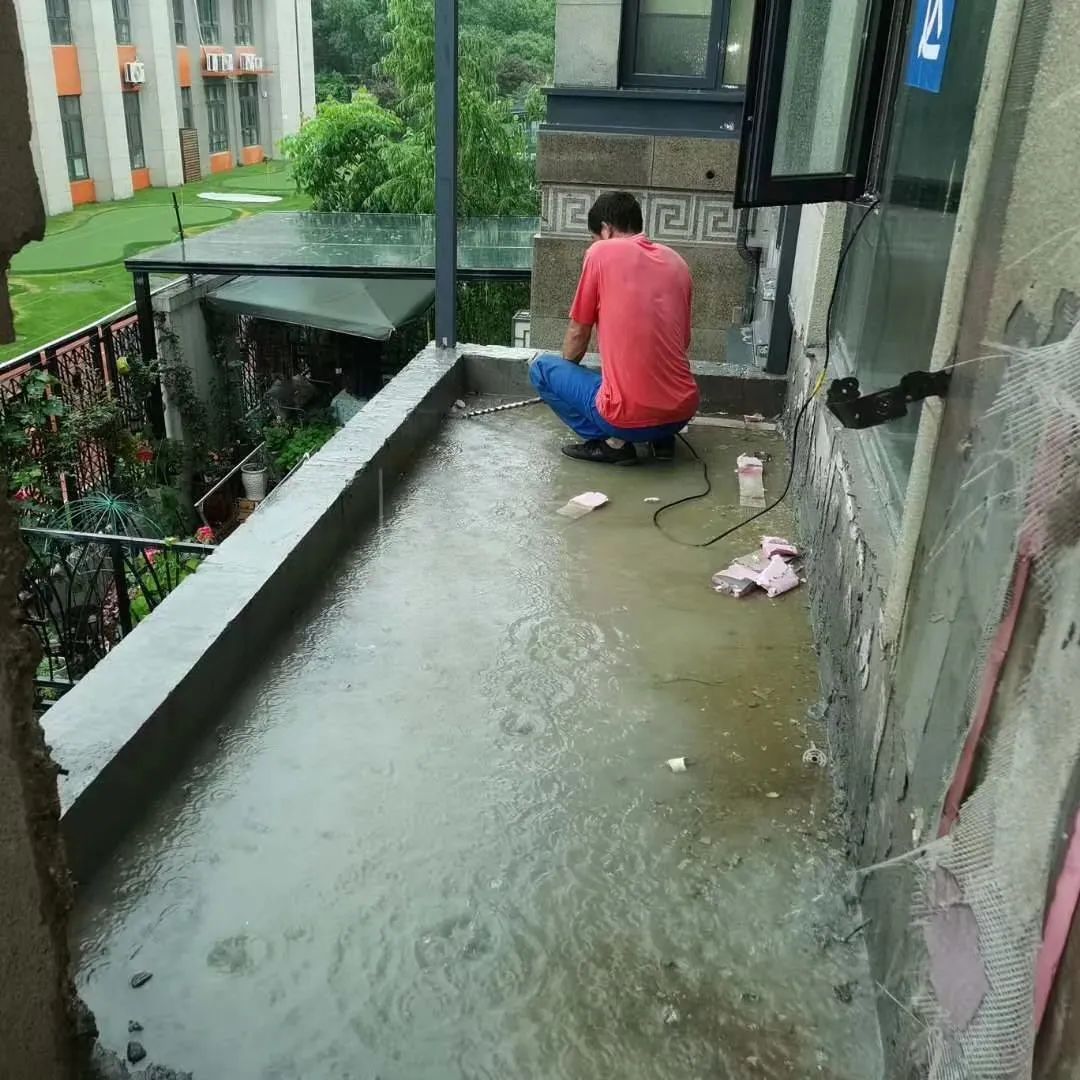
(712, 536), (803, 599)
(765, 791), (781, 799)
(666, 756), (689, 773)
(833, 982), (855, 1004)
(643, 496), (660, 503)
(128, 1021), (143, 1033)
(127, 1042), (147, 1065)
(452, 399), (467, 410)
(129, 971), (153, 989)
(557, 491), (609, 519)
(661, 1004), (681, 1025)
(736, 454), (766, 508)
(802, 742), (828, 767)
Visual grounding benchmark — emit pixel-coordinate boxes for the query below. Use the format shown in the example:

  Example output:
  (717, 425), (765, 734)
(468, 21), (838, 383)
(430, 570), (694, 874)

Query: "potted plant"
(240, 453), (268, 502)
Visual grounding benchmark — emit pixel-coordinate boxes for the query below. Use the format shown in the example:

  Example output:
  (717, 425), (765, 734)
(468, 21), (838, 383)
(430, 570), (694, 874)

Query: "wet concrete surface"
(73, 407), (884, 1079)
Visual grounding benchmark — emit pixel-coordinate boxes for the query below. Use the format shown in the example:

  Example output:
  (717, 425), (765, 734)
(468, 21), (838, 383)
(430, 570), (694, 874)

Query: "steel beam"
(434, 0), (458, 348)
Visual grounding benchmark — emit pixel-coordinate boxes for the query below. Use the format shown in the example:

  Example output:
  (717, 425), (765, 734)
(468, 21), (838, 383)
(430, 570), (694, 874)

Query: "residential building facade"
(13, 0), (314, 216)
(531, 0), (760, 365)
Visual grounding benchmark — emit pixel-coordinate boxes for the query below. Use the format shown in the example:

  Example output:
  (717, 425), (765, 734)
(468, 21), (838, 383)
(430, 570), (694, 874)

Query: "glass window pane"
(181, 86), (194, 128)
(722, 0), (755, 86)
(173, 0), (186, 42)
(124, 92), (145, 169)
(832, 0), (996, 514)
(634, 0), (713, 78)
(47, 0), (72, 44)
(771, 0), (871, 176)
(113, 0), (132, 44)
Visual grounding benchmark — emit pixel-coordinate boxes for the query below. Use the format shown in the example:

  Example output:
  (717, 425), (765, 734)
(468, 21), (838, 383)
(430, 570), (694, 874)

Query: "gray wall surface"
(787, 0), (1080, 1072)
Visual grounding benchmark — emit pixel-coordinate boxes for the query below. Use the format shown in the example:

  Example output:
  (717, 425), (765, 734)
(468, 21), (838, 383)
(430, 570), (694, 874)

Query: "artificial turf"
(2, 159), (310, 364)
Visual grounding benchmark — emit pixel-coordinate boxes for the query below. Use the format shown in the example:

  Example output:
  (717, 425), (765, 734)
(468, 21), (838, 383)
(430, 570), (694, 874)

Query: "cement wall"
(788, 0), (1080, 1071)
(0, 5), (77, 1067)
(553, 0), (621, 88)
(531, 131), (749, 363)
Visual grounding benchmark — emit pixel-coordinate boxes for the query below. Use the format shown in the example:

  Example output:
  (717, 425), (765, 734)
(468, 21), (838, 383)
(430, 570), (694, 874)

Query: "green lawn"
(2, 159), (310, 363)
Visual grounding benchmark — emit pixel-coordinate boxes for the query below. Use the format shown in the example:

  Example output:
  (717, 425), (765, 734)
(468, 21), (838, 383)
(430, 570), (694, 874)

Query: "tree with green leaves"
(280, 89), (402, 212)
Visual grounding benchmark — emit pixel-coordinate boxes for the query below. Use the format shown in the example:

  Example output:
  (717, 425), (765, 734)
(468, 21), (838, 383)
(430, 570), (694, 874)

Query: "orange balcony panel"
(53, 45), (81, 96)
(209, 152), (233, 174)
(131, 168), (151, 191)
(178, 46), (191, 88)
(70, 179), (96, 205)
(240, 145), (264, 166)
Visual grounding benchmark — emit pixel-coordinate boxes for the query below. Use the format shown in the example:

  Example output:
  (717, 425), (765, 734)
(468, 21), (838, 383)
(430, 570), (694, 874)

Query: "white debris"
(452, 399), (467, 410)
(643, 496), (661, 503)
(557, 491), (609, 519)
(662, 1004), (680, 1025)
(765, 791), (781, 799)
(666, 756), (689, 773)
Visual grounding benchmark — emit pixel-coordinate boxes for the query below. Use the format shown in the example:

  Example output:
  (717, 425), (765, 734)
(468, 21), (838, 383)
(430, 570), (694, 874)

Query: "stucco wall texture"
(789, 0), (1080, 1073)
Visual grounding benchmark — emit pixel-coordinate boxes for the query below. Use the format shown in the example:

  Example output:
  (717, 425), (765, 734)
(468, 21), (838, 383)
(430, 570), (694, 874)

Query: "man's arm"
(562, 319), (592, 364)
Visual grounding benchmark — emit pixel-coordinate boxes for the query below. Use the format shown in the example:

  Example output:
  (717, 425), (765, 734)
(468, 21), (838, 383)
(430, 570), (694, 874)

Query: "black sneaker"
(650, 437), (676, 461)
(561, 439), (639, 466)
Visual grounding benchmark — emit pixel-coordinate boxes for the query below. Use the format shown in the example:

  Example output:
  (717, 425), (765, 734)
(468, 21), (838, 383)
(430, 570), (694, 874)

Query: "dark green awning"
(206, 275), (434, 341)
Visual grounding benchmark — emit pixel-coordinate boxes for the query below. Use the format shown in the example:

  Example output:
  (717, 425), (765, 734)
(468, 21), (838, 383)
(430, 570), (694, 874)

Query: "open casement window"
(734, 0), (908, 207)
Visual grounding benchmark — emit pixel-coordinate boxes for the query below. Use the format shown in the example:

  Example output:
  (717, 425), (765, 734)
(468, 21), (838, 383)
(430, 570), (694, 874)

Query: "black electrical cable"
(653, 197), (881, 548)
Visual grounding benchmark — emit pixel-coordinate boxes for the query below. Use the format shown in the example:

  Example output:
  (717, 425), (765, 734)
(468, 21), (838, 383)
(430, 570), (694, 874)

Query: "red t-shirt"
(569, 234), (698, 428)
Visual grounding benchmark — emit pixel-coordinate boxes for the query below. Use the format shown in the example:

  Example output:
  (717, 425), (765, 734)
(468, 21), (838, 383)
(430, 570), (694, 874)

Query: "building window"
(124, 92), (145, 169)
(58, 96), (89, 180)
(173, 0), (186, 43)
(197, 0), (220, 43)
(47, 0), (72, 44)
(234, 0), (254, 45)
(180, 86), (194, 128)
(206, 83), (229, 153)
(734, 0), (906, 207)
(620, 0), (755, 89)
(238, 79), (259, 146)
(113, 0), (132, 44)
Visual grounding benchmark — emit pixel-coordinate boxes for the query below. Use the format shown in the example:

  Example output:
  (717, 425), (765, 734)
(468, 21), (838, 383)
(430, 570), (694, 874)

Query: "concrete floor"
(73, 408), (884, 1079)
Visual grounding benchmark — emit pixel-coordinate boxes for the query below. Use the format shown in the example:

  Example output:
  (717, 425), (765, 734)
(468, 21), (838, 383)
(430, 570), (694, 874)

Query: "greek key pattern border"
(540, 185), (738, 246)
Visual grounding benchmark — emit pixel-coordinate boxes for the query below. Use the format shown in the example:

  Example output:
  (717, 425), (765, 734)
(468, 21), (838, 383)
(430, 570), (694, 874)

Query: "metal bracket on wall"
(826, 370), (951, 429)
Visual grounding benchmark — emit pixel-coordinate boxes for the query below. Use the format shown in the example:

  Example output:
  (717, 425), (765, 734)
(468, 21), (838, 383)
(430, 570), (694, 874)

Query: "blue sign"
(904, 0), (956, 93)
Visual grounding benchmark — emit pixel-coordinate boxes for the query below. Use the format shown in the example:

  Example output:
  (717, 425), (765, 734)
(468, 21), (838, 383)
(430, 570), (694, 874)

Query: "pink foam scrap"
(712, 563), (759, 585)
(756, 555), (801, 598)
(736, 454), (764, 475)
(762, 536), (799, 559)
(570, 491), (608, 509)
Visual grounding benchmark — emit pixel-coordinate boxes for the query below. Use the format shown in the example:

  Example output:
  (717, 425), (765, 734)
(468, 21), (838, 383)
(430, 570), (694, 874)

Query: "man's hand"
(561, 320), (592, 364)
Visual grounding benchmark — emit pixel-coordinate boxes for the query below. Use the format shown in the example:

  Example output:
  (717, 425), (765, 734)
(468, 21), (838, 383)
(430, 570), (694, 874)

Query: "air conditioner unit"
(205, 51), (233, 72)
(124, 60), (146, 84)
(239, 53), (262, 72)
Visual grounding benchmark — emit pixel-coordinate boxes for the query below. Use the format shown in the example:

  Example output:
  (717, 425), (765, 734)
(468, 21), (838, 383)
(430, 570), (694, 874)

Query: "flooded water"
(73, 408), (883, 1079)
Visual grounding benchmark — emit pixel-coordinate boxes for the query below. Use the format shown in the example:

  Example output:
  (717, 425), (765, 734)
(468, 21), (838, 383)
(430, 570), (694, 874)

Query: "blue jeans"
(529, 354), (688, 442)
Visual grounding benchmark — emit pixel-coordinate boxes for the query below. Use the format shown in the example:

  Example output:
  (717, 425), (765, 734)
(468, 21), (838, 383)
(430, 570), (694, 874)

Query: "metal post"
(111, 540), (133, 637)
(132, 271), (166, 437)
(434, 0), (458, 348)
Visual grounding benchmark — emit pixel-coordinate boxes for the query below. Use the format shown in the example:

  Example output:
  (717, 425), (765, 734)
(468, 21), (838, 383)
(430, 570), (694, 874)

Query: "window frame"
(733, 0), (908, 208)
(113, 0), (132, 44)
(205, 82), (229, 154)
(173, 0), (186, 43)
(238, 79), (260, 146)
(180, 86), (194, 129)
(58, 95), (89, 181)
(123, 91), (145, 170)
(619, 0), (730, 91)
(234, 0), (255, 45)
(197, 0), (221, 44)
(47, 0), (72, 44)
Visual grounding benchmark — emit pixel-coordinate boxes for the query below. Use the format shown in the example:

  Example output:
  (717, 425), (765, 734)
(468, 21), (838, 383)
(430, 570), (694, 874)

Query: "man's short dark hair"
(587, 191), (644, 236)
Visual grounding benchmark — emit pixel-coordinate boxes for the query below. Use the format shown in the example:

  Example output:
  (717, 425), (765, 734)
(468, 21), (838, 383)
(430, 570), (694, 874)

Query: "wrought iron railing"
(19, 526), (215, 709)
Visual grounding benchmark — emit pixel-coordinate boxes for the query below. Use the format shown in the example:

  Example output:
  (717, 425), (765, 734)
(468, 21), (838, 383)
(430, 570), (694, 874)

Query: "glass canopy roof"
(125, 212), (537, 279)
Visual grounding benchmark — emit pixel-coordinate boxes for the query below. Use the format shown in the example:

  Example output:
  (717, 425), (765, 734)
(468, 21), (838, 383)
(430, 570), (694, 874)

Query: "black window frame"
(205, 82), (229, 154)
(47, 0), (72, 44)
(734, 0), (909, 208)
(234, 0), (255, 45)
(620, 0), (732, 90)
(113, 0), (132, 44)
(180, 86), (194, 128)
(173, 0), (186, 43)
(238, 78), (259, 146)
(197, 0), (221, 44)
(58, 95), (89, 181)
(123, 90), (145, 170)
